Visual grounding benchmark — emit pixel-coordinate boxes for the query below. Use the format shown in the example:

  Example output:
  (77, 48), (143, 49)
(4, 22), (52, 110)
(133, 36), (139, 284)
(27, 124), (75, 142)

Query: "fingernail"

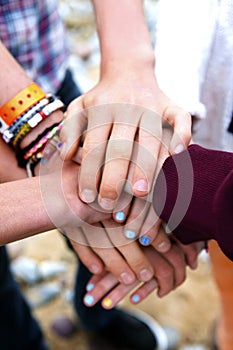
(140, 236), (151, 246)
(125, 230), (137, 240)
(84, 294), (94, 306)
(86, 283), (95, 292)
(131, 294), (140, 303)
(81, 189), (96, 203)
(157, 241), (171, 252)
(190, 260), (198, 270)
(120, 272), (135, 284)
(140, 268), (153, 282)
(41, 157), (47, 164)
(99, 198), (115, 210)
(133, 179), (148, 193)
(57, 141), (63, 148)
(102, 297), (113, 309)
(173, 144), (185, 154)
(90, 264), (100, 274)
(115, 211), (125, 222)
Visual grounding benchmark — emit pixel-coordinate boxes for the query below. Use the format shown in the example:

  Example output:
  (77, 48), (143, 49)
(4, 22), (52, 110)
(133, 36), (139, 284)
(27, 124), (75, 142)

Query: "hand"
(113, 192), (172, 252)
(82, 238), (196, 308)
(59, 66), (191, 211)
(38, 145), (110, 228)
(65, 218), (155, 285)
(111, 126), (178, 250)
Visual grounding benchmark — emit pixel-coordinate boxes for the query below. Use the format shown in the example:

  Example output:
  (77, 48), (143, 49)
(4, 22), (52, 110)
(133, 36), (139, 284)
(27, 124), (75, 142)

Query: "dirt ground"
(9, 232), (221, 350)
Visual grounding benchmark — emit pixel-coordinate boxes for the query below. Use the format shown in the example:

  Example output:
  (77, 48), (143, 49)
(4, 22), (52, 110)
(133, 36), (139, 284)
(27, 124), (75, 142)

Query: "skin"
(60, 0), (192, 213)
(83, 239), (203, 309)
(0, 28), (195, 290)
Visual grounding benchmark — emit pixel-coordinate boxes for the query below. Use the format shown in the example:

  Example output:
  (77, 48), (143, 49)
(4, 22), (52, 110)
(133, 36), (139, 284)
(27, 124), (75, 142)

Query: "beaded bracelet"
(23, 120), (64, 160)
(16, 124), (59, 167)
(0, 83), (46, 126)
(11, 99), (64, 149)
(26, 135), (62, 177)
(3, 95), (53, 143)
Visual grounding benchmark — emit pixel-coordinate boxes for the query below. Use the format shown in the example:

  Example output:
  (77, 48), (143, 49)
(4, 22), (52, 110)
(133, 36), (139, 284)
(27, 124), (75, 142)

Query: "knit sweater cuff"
(153, 145), (233, 259)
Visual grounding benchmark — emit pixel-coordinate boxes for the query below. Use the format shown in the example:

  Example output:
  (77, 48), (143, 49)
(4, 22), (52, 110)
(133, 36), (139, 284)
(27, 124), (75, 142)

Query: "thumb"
(59, 96), (87, 160)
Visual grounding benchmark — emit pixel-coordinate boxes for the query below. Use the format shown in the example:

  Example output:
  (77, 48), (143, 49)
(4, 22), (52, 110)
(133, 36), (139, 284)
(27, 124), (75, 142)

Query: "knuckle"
(107, 140), (132, 160)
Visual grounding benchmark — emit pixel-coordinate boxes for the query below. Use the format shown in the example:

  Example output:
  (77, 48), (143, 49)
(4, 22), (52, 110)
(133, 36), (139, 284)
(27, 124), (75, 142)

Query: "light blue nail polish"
(41, 157), (47, 164)
(86, 283), (95, 292)
(84, 294), (94, 306)
(125, 230), (137, 239)
(115, 211), (125, 221)
(140, 236), (151, 246)
(132, 294), (140, 303)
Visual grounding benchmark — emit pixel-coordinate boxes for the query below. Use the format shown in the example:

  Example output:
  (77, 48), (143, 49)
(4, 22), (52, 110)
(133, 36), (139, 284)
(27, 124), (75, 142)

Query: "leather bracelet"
(0, 83), (46, 126)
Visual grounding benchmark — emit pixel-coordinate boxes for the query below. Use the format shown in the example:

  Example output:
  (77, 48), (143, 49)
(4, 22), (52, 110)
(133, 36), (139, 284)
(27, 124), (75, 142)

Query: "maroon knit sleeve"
(153, 145), (233, 260)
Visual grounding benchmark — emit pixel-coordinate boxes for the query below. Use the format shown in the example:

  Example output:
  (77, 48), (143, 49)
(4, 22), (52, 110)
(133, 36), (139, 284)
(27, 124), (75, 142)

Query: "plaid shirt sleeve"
(0, 0), (68, 93)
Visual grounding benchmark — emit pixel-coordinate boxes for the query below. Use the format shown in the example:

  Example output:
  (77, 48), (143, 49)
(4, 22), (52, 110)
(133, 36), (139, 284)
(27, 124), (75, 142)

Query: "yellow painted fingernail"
(103, 298), (113, 308)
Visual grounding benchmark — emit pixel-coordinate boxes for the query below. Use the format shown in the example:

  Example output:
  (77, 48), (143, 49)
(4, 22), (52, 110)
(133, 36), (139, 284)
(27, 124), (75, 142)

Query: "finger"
(64, 227), (104, 275)
(163, 106), (192, 154)
(113, 157), (137, 224)
(59, 97), (87, 160)
(83, 273), (119, 307)
(172, 237), (200, 270)
(123, 197), (150, 241)
(104, 220), (154, 282)
(151, 243), (187, 295)
(79, 107), (112, 203)
(112, 191), (133, 224)
(85, 271), (109, 292)
(145, 247), (175, 297)
(102, 280), (140, 309)
(130, 278), (158, 304)
(82, 222), (136, 285)
(132, 110), (162, 197)
(98, 124), (137, 210)
(138, 205), (165, 249)
(97, 103), (141, 210)
(150, 225), (172, 253)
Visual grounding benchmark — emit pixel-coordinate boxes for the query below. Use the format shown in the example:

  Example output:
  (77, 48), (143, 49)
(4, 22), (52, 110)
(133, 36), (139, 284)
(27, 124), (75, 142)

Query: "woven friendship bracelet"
(0, 83), (46, 126)
(12, 123), (32, 148)
(5, 98), (64, 148)
(23, 120), (64, 160)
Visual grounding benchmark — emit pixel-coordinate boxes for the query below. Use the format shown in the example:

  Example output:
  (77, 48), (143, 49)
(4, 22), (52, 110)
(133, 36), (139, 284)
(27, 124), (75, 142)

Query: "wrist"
(100, 50), (155, 79)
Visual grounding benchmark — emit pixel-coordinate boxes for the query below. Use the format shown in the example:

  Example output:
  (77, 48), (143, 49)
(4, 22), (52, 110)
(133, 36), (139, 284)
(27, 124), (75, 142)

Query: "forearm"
(0, 176), (54, 245)
(91, 0), (155, 73)
(0, 41), (63, 149)
(0, 41), (32, 104)
(0, 139), (26, 182)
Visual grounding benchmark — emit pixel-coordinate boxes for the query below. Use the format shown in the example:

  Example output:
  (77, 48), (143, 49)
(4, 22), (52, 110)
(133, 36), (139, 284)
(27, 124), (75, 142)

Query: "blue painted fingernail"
(115, 211), (125, 221)
(84, 294), (94, 306)
(132, 294), (140, 303)
(140, 236), (151, 246)
(125, 230), (137, 239)
(41, 157), (47, 164)
(86, 283), (95, 292)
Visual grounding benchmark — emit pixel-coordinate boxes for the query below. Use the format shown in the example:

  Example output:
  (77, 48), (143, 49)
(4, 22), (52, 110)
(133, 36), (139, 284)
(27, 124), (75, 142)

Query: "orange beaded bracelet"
(0, 83), (46, 126)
